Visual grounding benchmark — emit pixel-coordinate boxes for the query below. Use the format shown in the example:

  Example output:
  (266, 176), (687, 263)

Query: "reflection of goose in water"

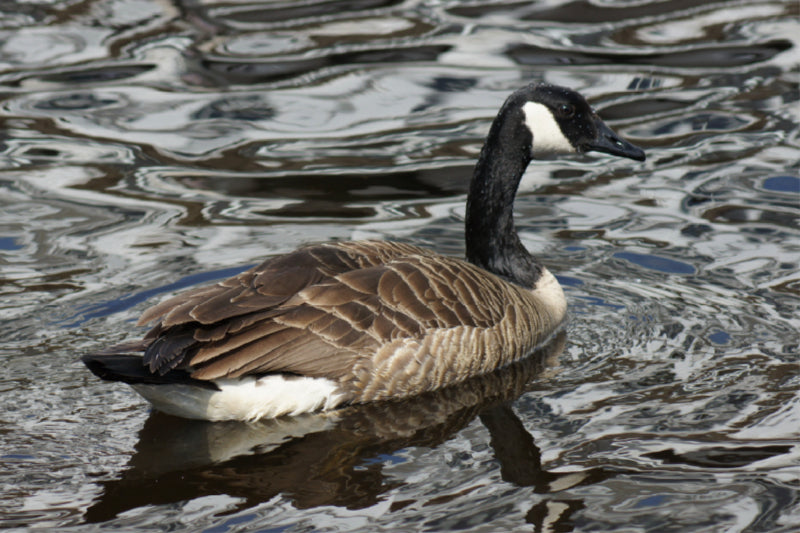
(83, 333), (610, 527)
(82, 84), (644, 421)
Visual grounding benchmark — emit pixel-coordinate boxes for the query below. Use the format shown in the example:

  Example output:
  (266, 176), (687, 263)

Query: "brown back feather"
(133, 241), (533, 386)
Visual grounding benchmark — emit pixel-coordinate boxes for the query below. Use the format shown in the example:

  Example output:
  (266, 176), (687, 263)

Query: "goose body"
(83, 83), (645, 421)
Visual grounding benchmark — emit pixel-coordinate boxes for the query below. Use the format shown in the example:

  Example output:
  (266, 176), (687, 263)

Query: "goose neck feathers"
(465, 89), (538, 287)
(465, 83), (645, 287)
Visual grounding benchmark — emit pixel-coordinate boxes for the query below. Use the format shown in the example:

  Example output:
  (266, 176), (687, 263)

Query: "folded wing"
(130, 241), (517, 390)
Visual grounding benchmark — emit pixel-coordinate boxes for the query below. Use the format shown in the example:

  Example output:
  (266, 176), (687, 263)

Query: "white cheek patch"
(522, 101), (576, 155)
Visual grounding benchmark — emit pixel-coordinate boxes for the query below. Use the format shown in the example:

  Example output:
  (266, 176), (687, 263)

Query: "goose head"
(518, 83), (646, 161)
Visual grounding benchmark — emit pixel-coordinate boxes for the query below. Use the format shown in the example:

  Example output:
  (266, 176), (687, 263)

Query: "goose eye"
(558, 104), (575, 118)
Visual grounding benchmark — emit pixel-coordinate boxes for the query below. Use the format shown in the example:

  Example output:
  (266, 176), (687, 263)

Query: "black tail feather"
(81, 354), (219, 390)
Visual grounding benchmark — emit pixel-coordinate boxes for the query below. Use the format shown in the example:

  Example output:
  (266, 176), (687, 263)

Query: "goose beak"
(585, 119), (646, 162)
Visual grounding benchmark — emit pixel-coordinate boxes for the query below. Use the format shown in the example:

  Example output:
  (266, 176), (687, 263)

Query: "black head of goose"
(82, 83), (645, 421)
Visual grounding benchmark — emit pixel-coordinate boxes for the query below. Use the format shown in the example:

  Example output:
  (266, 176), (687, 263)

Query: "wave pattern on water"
(0, 0), (798, 531)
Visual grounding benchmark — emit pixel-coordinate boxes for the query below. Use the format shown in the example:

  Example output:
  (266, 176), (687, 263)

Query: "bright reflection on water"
(1, 1), (798, 531)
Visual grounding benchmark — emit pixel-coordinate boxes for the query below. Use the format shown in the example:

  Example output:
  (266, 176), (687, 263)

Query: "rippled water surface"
(1, 1), (798, 531)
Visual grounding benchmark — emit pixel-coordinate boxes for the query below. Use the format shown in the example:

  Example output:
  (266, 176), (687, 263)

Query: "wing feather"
(130, 241), (530, 390)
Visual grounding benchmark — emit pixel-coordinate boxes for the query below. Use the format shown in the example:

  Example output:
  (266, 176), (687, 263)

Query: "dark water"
(1, 1), (798, 531)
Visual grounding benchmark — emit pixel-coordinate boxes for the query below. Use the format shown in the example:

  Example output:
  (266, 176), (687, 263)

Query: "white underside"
(131, 374), (345, 421)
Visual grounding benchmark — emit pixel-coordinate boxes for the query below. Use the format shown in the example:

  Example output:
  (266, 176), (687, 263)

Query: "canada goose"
(82, 83), (645, 421)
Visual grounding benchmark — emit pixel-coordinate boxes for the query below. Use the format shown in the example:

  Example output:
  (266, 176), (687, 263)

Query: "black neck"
(465, 103), (543, 288)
